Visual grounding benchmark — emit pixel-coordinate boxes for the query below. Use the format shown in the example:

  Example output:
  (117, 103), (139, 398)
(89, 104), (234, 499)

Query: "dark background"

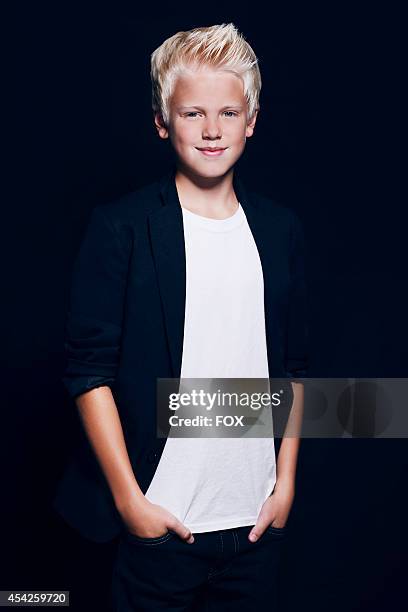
(3, 2), (407, 611)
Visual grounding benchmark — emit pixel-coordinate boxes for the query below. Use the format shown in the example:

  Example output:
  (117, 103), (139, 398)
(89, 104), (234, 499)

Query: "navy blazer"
(52, 166), (309, 543)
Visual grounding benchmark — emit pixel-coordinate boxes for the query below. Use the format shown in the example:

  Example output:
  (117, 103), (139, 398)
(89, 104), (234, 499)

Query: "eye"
(223, 111), (238, 117)
(185, 112), (201, 118)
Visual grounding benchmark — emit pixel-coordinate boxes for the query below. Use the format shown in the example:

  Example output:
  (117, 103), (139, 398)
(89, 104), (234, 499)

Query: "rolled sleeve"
(62, 206), (129, 400)
(284, 210), (309, 381)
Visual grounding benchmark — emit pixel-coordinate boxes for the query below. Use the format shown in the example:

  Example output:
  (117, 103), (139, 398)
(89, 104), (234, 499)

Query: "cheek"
(174, 122), (197, 145)
(227, 121), (248, 142)
(231, 132), (247, 147)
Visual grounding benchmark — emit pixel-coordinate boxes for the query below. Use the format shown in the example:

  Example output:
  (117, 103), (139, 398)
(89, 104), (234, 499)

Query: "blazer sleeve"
(284, 210), (309, 380)
(62, 206), (129, 400)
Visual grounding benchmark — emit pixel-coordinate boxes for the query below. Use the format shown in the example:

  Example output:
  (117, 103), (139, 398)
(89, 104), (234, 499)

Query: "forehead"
(171, 68), (245, 107)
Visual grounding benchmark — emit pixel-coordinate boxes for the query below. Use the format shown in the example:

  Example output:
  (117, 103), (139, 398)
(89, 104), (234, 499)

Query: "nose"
(202, 117), (222, 140)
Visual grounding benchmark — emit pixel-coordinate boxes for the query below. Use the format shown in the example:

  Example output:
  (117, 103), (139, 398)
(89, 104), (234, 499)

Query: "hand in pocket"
(119, 497), (195, 543)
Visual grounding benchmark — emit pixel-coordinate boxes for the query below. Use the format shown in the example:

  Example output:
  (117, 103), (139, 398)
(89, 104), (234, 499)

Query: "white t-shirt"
(145, 201), (276, 533)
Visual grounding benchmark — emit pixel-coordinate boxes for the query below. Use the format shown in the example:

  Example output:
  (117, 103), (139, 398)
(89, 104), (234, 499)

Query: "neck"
(174, 164), (239, 219)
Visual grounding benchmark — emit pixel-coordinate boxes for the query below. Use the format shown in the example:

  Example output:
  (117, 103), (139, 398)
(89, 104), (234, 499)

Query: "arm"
(75, 385), (144, 513)
(249, 210), (308, 542)
(249, 382), (304, 543)
(75, 385), (194, 541)
(76, 386), (194, 541)
(274, 207), (309, 495)
(63, 206), (193, 542)
(272, 380), (304, 515)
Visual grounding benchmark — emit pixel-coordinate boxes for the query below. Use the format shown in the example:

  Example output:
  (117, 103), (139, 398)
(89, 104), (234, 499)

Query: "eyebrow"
(177, 105), (244, 111)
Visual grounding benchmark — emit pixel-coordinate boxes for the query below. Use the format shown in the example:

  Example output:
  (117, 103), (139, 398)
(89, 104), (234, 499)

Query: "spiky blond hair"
(150, 23), (261, 126)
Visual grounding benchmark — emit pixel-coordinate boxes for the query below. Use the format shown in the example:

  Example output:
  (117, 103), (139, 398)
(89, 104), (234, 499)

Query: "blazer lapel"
(148, 166), (279, 379)
(148, 168), (186, 378)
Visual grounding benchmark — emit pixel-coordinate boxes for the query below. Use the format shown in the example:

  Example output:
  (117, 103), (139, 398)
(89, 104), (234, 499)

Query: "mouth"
(195, 147), (228, 157)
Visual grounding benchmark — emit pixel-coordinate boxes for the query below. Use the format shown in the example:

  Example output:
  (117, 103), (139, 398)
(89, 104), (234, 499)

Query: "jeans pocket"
(123, 529), (175, 546)
(265, 525), (286, 537)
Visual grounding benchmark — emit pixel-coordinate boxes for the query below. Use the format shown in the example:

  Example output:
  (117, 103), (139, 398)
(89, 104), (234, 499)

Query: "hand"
(118, 496), (195, 544)
(248, 479), (295, 542)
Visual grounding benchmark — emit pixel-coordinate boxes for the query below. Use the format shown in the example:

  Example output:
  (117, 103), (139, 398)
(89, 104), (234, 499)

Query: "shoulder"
(248, 188), (303, 233)
(93, 176), (163, 228)
(84, 175), (165, 253)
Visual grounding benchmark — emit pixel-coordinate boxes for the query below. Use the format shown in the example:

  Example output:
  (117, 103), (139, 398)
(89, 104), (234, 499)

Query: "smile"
(195, 147), (227, 157)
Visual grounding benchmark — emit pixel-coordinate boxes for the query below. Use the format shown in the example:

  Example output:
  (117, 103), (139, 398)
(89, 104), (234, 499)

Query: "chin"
(185, 160), (235, 180)
(197, 169), (229, 182)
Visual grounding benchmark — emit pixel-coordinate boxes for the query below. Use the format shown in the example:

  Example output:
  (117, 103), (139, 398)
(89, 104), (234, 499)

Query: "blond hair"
(150, 23), (261, 126)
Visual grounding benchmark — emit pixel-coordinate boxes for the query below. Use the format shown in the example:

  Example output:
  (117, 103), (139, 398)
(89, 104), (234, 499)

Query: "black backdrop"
(3, 2), (407, 611)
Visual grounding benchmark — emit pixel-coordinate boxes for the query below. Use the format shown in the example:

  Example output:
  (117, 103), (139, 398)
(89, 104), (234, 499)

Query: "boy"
(53, 23), (308, 611)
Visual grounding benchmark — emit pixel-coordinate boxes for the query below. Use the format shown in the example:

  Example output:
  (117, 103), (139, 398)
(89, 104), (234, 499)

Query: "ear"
(246, 108), (259, 138)
(154, 112), (169, 139)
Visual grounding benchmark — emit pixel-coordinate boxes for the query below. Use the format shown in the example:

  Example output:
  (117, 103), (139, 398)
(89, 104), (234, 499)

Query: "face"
(154, 67), (258, 179)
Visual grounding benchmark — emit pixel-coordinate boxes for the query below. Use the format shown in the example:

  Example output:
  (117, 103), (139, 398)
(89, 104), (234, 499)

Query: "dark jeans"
(111, 523), (285, 611)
